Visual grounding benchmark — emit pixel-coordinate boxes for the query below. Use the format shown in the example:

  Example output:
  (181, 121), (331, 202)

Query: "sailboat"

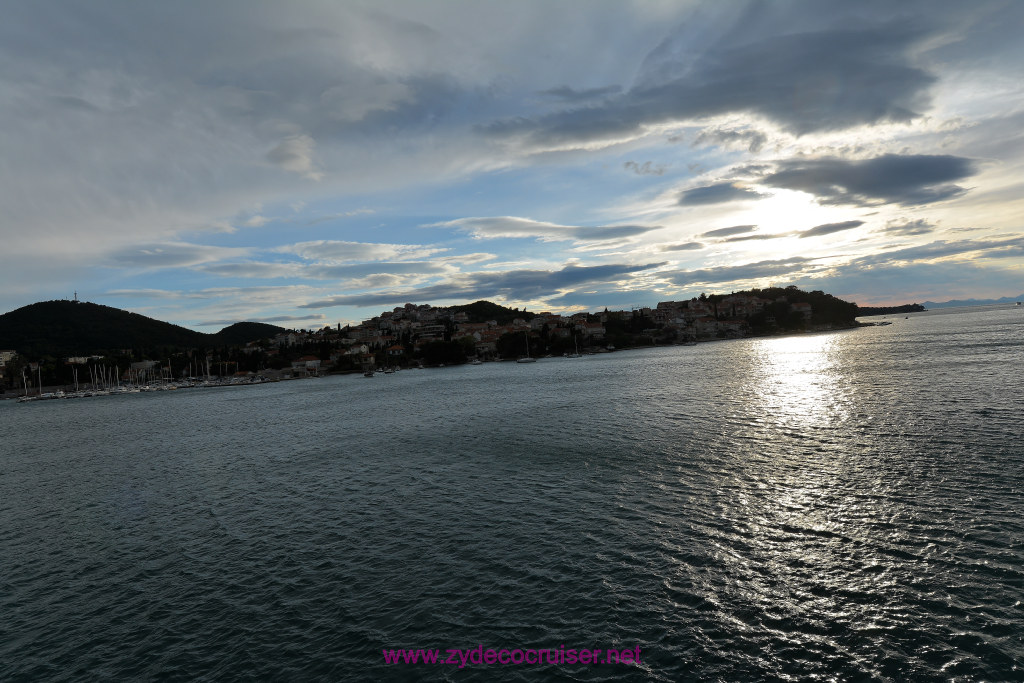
(516, 330), (537, 363)
(565, 334), (582, 358)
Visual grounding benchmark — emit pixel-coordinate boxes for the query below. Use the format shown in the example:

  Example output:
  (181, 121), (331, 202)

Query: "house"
(456, 322), (491, 336)
(577, 321), (606, 338)
(530, 313), (564, 330)
(345, 344), (370, 356)
(291, 355), (322, 376)
(719, 294), (768, 318)
(685, 299), (715, 318)
(272, 332), (302, 346)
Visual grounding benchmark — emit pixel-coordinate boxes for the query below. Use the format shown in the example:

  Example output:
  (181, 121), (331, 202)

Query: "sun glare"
(737, 190), (855, 239)
(747, 334), (850, 431)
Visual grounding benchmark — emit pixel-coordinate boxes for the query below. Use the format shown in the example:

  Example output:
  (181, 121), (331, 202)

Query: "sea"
(2, 304), (1022, 681)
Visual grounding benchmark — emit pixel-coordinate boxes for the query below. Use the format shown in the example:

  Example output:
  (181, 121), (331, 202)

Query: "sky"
(3, 0), (1023, 330)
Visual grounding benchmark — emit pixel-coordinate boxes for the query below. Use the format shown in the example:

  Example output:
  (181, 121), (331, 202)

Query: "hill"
(708, 287), (859, 327)
(214, 321), (290, 346)
(449, 300), (535, 324)
(856, 303), (926, 316)
(0, 300), (287, 358)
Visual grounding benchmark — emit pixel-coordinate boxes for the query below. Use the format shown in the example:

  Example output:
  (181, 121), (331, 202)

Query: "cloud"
(195, 262), (304, 279)
(539, 85), (622, 102)
(266, 134), (322, 180)
(665, 257), (816, 287)
(197, 260), (456, 280)
(104, 288), (211, 299)
(483, 12), (943, 150)
(299, 261), (666, 308)
(109, 243), (251, 268)
(850, 236), (1024, 267)
(882, 218), (935, 236)
(103, 284), (323, 306)
(700, 225), (757, 238)
(624, 161), (667, 176)
(305, 209), (375, 225)
(320, 78), (414, 123)
(693, 126), (768, 153)
(762, 155), (976, 206)
(241, 214), (270, 228)
(799, 220), (865, 238)
(679, 183), (767, 206)
(660, 242), (704, 251)
(724, 233), (792, 242)
(308, 262), (454, 279)
(277, 240), (446, 262)
(435, 216), (658, 242)
(3, 1), (1022, 322)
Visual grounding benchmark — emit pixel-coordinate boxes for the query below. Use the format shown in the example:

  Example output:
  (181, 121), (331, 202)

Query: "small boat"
(470, 359), (483, 365)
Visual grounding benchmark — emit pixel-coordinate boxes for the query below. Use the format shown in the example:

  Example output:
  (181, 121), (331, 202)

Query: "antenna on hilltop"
(74, 291), (78, 303)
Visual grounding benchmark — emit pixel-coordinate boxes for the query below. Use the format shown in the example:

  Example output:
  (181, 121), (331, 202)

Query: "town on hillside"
(0, 287), (859, 397)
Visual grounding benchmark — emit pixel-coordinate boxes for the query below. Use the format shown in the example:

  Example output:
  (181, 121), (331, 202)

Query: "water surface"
(2, 306), (1022, 680)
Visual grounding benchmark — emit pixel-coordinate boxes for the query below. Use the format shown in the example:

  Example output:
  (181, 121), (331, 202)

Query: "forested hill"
(706, 287), (860, 326)
(0, 300), (286, 357)
(449, 300), (535, 323)
(856, 303), (926, 316)
(214, 321), (292, 346)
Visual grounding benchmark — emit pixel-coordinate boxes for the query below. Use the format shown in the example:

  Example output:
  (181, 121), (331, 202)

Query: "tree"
(456, 336), (477, 358)
(496, 332), (530, 359)
(418, 340), (467, 366)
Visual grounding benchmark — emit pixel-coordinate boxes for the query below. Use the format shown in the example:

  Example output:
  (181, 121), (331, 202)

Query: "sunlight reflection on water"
(748, 334), (852, 432)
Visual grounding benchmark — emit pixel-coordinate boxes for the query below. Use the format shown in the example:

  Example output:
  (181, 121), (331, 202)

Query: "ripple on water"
(2, 310), (1024, 680)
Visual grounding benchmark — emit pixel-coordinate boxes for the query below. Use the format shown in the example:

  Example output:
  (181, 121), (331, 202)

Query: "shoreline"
(1, 322), (869, 401)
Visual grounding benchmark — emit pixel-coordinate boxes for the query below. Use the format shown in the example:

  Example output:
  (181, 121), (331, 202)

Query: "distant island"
(855, 303), (926, 316)
(0, 286), (861, 394)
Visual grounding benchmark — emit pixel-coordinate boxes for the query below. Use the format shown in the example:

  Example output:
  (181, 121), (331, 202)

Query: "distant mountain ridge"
(0, 300), (287, 357)
(921, 294), (1024, 308)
